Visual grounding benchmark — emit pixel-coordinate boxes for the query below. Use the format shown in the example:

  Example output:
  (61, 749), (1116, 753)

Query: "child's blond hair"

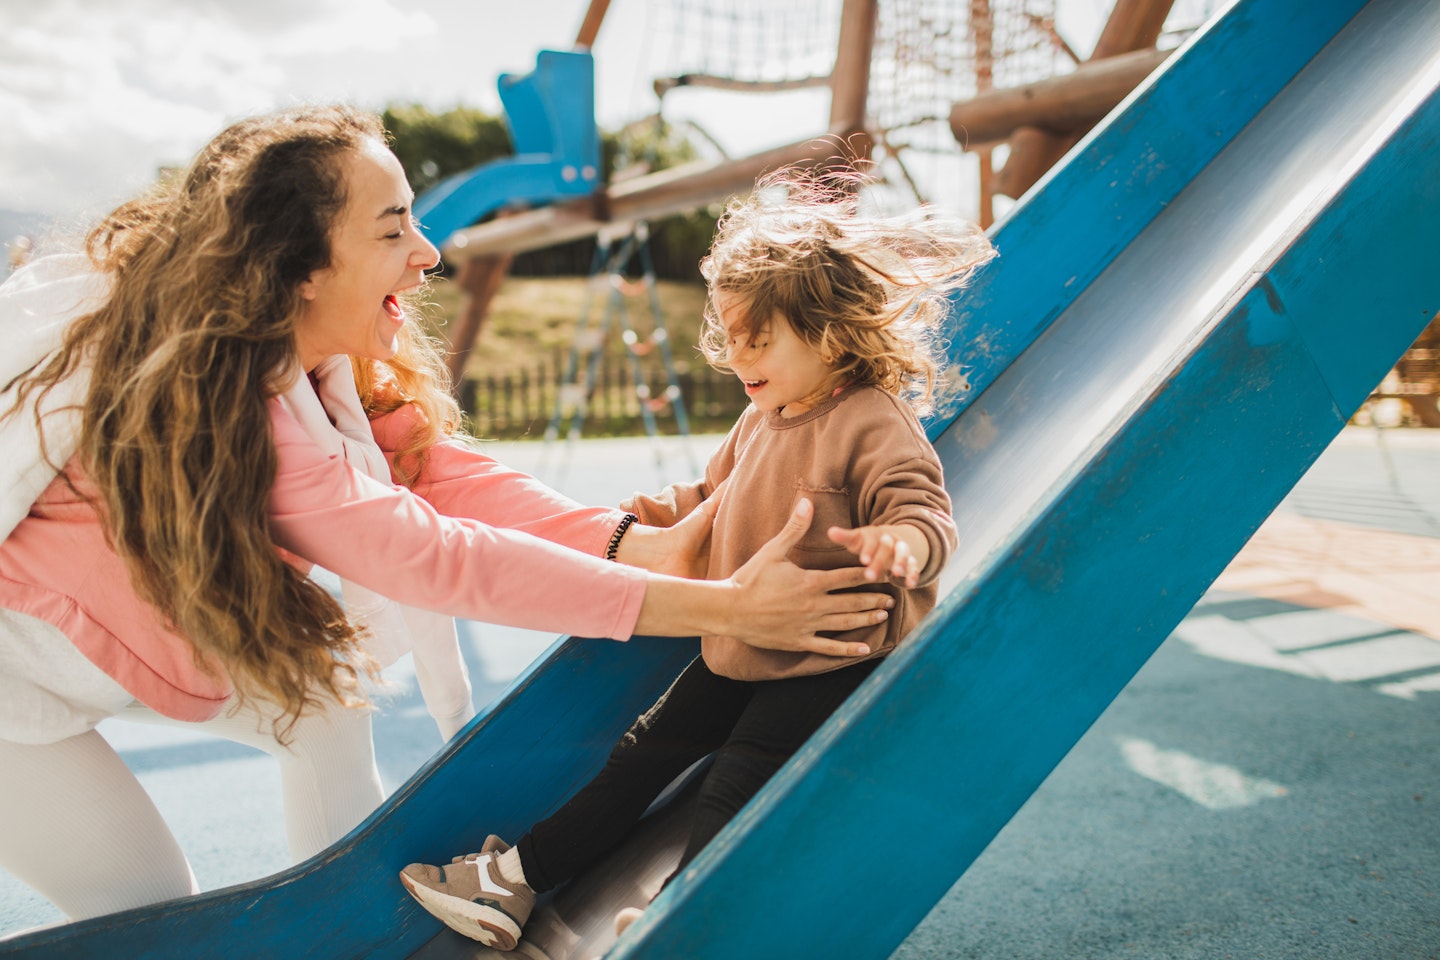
(699, 166), (995, 414)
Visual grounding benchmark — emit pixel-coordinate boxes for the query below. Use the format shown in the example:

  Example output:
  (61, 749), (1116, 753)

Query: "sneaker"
(399, 835), (536, 950)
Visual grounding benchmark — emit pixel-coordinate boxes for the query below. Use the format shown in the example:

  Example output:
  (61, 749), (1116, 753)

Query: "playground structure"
(5, 3), (1434, 955)
(1366, 314), (1440, 426)
(537, 220), (702, 485)
(423, 0), (1141, 394)
(419, 0), (1438, 435)
(6, 0), (1438, 957)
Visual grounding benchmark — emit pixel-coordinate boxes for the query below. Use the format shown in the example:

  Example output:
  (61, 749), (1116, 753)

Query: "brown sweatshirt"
(623, 385), (957, 681)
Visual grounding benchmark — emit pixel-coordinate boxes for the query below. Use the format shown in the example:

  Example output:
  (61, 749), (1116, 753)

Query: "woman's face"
(294, 137), (440, 371)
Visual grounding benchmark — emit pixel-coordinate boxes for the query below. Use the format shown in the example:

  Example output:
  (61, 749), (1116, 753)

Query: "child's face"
(717, 292), (836, 418)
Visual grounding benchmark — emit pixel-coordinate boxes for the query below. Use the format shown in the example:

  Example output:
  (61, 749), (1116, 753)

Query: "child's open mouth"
(742, 379), (766, 394)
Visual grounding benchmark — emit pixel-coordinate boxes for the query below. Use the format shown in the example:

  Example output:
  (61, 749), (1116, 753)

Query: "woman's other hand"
(723, 498), (892, 656)
(633, 498), (891, 656)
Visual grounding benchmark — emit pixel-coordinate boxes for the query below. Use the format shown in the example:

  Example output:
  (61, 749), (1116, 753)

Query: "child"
(399, 166), (995, 949)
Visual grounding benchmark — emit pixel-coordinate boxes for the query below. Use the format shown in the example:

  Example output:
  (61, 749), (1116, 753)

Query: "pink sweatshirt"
(0, 400), (647, 722)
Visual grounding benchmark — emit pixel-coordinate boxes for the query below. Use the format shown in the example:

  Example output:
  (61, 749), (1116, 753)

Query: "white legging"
(0, 696), (382, 921)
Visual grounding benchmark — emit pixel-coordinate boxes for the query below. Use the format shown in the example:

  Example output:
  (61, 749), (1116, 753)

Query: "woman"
(0, 105), (889, 922)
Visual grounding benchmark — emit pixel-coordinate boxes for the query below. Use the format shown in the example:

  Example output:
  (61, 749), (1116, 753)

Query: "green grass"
(420, 275), (745, 439)
(423, 275), (714, 379)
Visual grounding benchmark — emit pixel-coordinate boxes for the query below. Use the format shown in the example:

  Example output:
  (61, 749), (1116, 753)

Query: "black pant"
(515, 655), (879, 893)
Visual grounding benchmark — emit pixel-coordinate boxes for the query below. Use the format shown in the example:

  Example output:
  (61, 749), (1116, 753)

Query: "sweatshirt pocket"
(787, 482), (853, 563)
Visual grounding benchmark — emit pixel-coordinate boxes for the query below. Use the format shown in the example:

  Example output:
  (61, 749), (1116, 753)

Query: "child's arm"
(826, 522), (930, 589)
(622, 480), (710, 528)
(611, 411), (753, 576)
(841, 438), (959, 589)
(622, 407), (754, 522)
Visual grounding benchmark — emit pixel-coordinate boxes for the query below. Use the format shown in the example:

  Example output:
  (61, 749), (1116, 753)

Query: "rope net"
(648, 0), (841, 89)
(646, 0), (1065, 128)
(871, 1), (1067, 144)
(645, 0), (1069, 207)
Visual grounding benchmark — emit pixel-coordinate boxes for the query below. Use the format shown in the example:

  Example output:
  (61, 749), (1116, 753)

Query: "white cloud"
(0, 13), (226, 222)
(265, 0), (434, 56)
(1, 0), (1224, 232)
(0, 0), (442, 224)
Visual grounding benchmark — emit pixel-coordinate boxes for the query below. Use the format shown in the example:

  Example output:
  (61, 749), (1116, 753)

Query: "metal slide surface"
(5, 0), (1438, 957)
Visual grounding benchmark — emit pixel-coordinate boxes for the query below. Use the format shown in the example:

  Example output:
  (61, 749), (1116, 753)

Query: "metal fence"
(460, 350), (748, 439)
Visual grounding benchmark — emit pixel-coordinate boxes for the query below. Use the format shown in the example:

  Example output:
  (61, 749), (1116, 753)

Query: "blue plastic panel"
(412, 50), (600, 245)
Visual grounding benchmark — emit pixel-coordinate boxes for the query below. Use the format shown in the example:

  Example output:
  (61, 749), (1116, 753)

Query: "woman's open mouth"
(383, 293), (404, 321)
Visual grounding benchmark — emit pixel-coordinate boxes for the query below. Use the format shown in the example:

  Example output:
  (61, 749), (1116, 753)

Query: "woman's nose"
(413, 233), (441, 271)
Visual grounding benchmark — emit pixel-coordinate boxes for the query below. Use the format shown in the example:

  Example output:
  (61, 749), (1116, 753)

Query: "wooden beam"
(444, 253), (513, 388)
(830, 0), (878, 132)
(950, 48), (1171, 147)
(442, 134), (868, 261)
(993, 125), (1074, 198)
(1090, 0), (1175, 58)
(972, 0), (995, 227)
(574, 0), (611, 48)
(987, 0), (1177, 202)
(977, 150), (995, 229)
(654, 72), (832, 99)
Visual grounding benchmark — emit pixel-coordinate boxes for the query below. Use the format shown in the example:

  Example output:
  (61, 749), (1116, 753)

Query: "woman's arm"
(369, 404), (625, 556)
(271, 402), (887, 655)
(611, 477), (732, 579)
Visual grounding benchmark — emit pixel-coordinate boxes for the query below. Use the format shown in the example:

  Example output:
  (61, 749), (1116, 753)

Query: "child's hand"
(827, 524), (927, 589)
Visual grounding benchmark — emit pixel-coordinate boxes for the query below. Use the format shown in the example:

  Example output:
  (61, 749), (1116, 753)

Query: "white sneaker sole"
(399, 871), (522, 949)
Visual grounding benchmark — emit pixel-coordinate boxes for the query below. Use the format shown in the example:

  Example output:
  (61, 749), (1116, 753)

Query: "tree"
(381, 104), (513, 196)
(382, 105), (718, 280)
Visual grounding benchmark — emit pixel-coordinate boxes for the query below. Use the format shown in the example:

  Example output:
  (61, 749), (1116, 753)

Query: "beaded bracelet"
(605, 513), (640, 561)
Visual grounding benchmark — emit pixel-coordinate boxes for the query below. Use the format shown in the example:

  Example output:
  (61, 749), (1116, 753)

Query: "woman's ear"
(298, 274), (320, 302)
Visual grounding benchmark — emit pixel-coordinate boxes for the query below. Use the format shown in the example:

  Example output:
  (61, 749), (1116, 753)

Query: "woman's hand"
(827, 523), (929, 589)
(722, 498), (893, 656)
(612, 487), (722, 579)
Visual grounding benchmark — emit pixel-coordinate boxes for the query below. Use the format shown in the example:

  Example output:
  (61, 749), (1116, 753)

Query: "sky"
(0, 0), (1218, 239)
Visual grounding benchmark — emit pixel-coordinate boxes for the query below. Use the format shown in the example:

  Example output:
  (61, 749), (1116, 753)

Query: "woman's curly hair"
(699, 165), (995, 414)
(7, 105), (458, 737)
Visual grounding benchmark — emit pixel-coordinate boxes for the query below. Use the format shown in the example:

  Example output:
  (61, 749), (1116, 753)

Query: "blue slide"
(4, 0), (1437, 956)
